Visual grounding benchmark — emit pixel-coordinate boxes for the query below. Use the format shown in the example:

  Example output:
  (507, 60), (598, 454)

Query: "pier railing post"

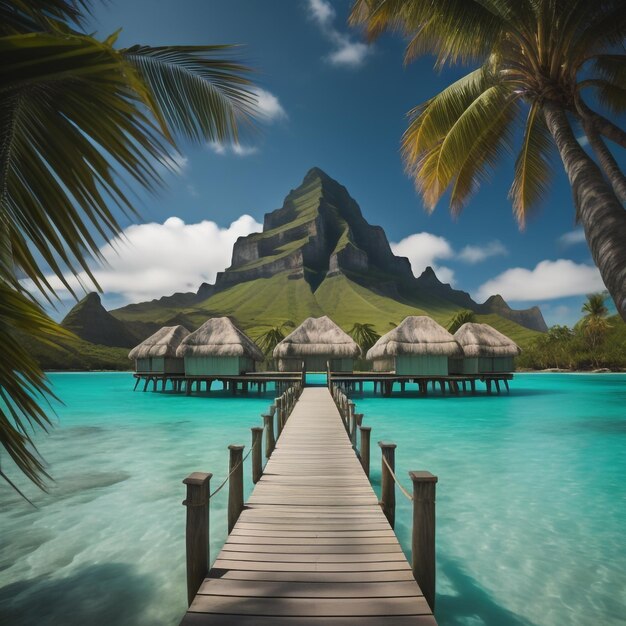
(228, 444), (245, 533)
(275, 397), (283, 437)
(182, 472), (211, 606)
(359, 425), (371, 477)
(348, 402), (356, 447)
(251, 427), (263, 483)
(262, 412), (275, 458)
(378, 441), (397, 528)
(409, 471), (438, 612)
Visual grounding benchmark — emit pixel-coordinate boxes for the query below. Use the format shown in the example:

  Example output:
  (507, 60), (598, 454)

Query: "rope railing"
(381, 453), (413, 502)
(209, 439), (257, 498)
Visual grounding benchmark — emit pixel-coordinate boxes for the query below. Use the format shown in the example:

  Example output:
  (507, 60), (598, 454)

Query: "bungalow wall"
(372, 355), (449, 375)
(396, 355), (449, 376)
(448, 357), (479, 375)
(478, 356), (515, 373)
(135, 357), (185, 374)
(184, 356), (255, 376)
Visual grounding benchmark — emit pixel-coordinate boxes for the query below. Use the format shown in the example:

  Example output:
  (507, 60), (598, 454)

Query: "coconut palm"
(580, 292), (611, 354)
(256, 321), (296, 357)
(350, 0), (626, 321)
(446, 309), (476, 334)
(348, 322), (381, 353)
(1, 0), (258, 488)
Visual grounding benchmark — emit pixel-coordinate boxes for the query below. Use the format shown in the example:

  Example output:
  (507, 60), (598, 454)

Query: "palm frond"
(0, 32), (169, 295)
(350, 0), (508, 68)
(449, 94), (519, 214)
(509, 101), (554, 228)
(0, 0), (90, 35)
(0, 282), (73, 489)
(446, 309), (476, 334)
(404, 83), (514, 210)
(122, 45), (256, 144)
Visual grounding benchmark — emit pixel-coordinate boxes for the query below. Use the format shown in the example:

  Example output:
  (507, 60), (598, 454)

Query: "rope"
(381, 454), (413, 502)
(209, 438), (258, 498)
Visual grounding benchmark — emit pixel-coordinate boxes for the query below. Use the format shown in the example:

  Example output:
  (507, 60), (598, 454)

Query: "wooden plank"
(212, 569), (417, 583)
(221, 543), (404, 554)
(197, 579), (422, 598)
(212, 559), (412, 572)
(182, 614), (438, 626)
(188, 595), (432, 616)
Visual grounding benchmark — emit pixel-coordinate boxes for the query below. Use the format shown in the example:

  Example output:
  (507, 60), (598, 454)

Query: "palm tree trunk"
(581, 118), (626, 204)
(543, 101), (626, 321)
(587, 109), (626, 150)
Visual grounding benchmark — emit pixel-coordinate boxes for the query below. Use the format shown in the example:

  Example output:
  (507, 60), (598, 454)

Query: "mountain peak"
(62, 292), (137, 348)
(213, 168), (414, 291)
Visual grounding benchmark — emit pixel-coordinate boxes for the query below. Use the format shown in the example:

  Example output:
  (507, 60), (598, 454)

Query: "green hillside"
(22, 333), (129, 370)
(109, 270), (540, 349)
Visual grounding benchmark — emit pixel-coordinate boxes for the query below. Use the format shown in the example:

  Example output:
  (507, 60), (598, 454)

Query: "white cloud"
(208, 141), (258, 157)
(253, 87), (287, 122)
(476, 259), (604, 302)
(231, 144), (259, 156)
(558, 229), (586, 247)
(458, 240), (507, 264)
(309, 0), (335, 25)
(576, 134), (590, 147)
(328, 41), (370, 67)
(32, 216), (263, 304)
(391, 232), (455, 283)
(307, 0), (371, 67)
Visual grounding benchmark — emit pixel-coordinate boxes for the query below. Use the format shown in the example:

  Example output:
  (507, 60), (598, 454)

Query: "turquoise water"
(1, 373), (625, 625)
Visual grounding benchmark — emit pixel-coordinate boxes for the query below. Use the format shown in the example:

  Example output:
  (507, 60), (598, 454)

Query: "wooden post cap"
(378, 441), (397, 449)
(359, 425), (371, 432)
(183, 472), (212, 486)
(409, 471), (438, 483)
(251, 426), (263, 433)
(228, 444), (245, 452)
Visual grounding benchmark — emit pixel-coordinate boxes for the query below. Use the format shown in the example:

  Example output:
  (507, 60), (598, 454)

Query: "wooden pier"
(181, 387), (437, 625)
(133, 371), (302, 395)
(330, 372), (514, 396)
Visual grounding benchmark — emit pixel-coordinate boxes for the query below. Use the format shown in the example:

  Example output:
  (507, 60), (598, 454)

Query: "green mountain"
(61, 293), (139, 348)
(109, 167), (546, 349)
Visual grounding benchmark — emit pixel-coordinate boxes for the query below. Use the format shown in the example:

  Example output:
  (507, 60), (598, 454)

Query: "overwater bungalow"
(273, 316), (361, 372)
(176, 317), (264, 375)
(366, 316), (462, 375)
(128, 325), (190, 374)
(450, 322), (521, 374)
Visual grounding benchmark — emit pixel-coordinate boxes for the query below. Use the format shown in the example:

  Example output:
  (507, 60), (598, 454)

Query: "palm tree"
(350, 0), (626, 321)
(256, 321), (296, 362)
(580, 292), (611, 355)
(446, 309), (476, 334)
(348, 322), (381, 353)
(1, 0), (258, 488)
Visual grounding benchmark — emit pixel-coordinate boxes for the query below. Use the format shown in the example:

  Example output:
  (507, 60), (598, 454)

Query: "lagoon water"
(0, 372), (624, 626)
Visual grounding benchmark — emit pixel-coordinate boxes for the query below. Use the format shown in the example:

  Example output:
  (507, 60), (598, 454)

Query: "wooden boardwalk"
(181, 387), (436, 625)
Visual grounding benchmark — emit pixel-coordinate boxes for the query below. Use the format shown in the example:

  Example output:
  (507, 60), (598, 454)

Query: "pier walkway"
(181, 387), (436, 625)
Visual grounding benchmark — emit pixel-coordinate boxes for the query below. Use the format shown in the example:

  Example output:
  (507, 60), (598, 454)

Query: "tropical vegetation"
(350, 0), (626, 321)
(518, 293), (624, 369)
(446, 309), (476, 334)
(348, 322), (381, 353)
(0, 0), (257, 488)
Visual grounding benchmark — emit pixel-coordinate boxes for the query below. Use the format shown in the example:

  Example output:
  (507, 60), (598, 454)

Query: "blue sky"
(53, 0), (623, 326)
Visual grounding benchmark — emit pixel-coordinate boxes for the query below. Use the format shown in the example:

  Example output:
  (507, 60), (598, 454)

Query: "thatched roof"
(454, 323), (521, 357)
(273, 316), (361, 359)
(367, 316), (462, 360)
(128, 325), (190, 360)
(176, 317), (264, 360)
